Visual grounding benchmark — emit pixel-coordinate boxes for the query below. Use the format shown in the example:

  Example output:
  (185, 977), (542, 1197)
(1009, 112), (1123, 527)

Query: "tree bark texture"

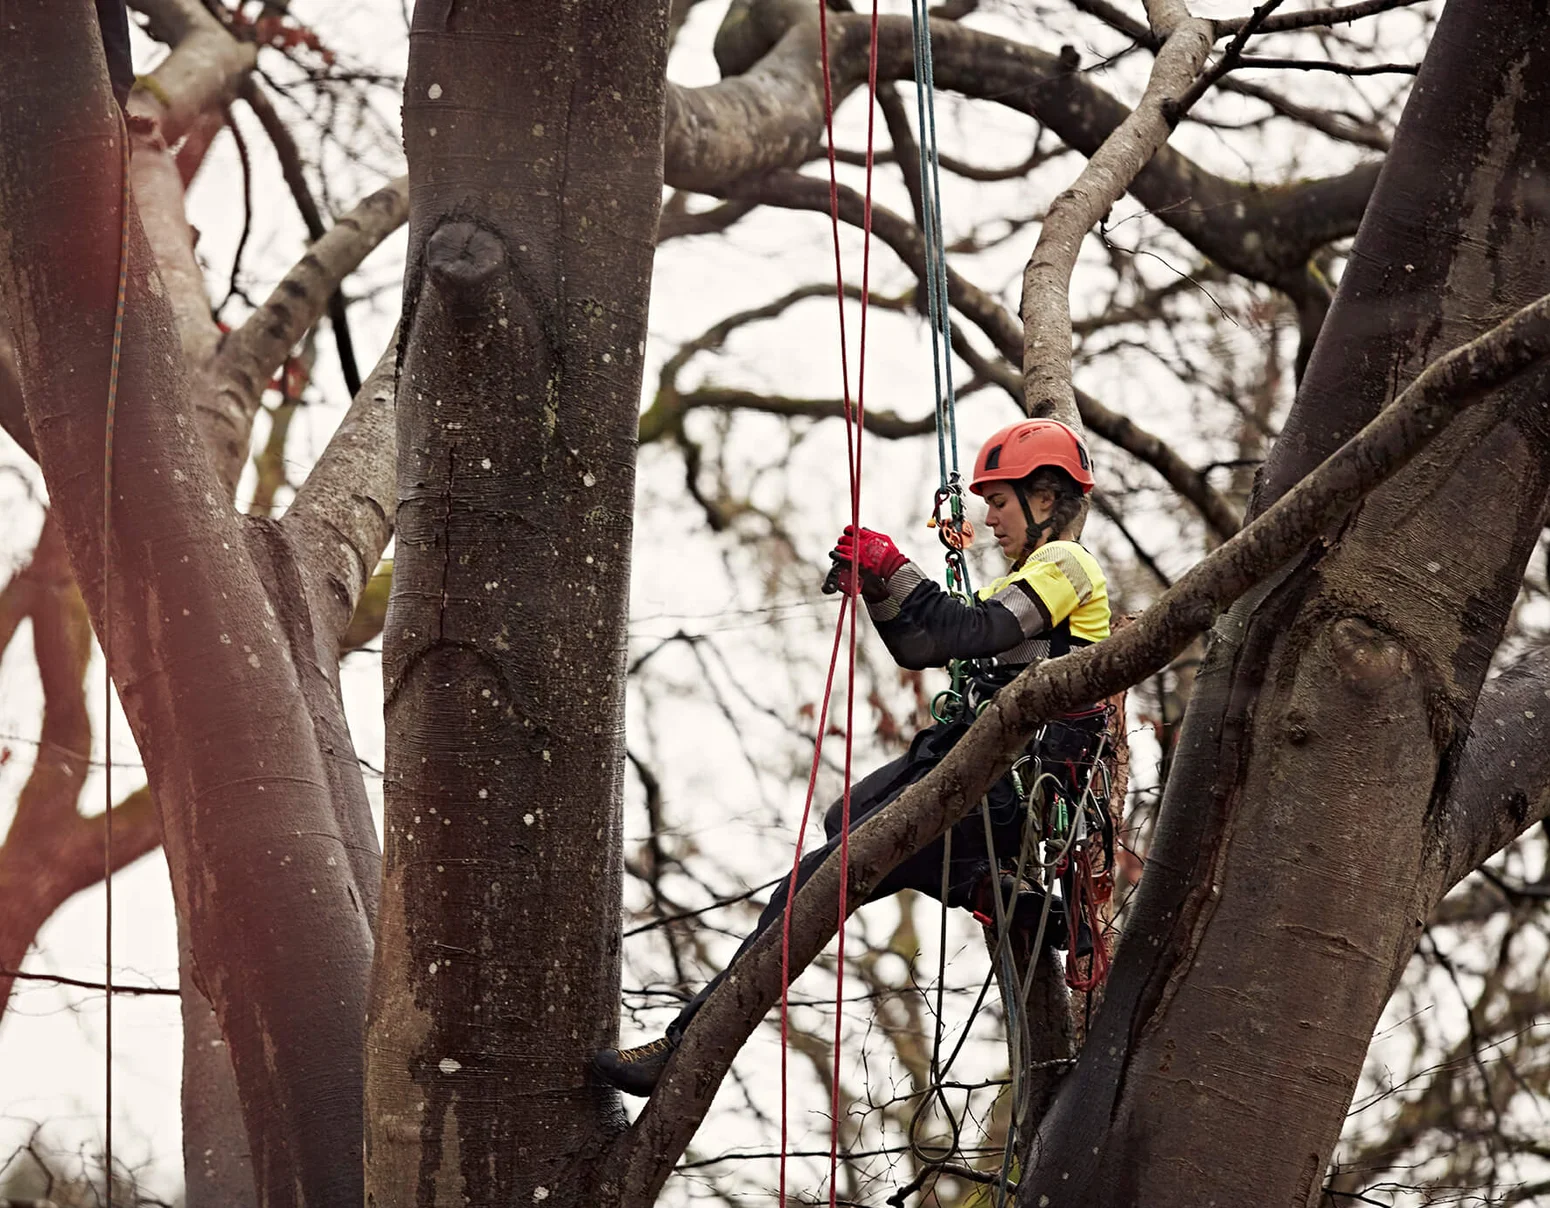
(1018, 6), (1550, 1205)
(365, 2), (671, 1205)
(179, 924), (258, 1208)
(0, 8), (374, 1205)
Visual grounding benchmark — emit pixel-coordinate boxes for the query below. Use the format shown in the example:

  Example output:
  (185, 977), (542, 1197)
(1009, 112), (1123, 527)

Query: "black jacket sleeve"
(864, 563), (1028, 670)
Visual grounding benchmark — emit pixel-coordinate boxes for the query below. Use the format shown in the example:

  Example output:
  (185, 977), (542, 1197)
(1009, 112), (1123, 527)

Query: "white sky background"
(6, 1), (1541, 1205)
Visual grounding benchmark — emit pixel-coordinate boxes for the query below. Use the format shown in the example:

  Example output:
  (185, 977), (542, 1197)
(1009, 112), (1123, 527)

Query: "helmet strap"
(1011, 482), (1052, 568)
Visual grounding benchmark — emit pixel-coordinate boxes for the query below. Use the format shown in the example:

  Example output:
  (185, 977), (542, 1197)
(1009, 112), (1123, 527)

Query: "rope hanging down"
(776, 0), (881, 1205)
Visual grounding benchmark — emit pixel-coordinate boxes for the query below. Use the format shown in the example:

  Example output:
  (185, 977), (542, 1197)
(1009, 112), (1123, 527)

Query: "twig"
(1216, 0), (1421, 36)
(1234, 56), (1418, 76)
(1, 969), (179, 997)
(215, 108), (253, 320)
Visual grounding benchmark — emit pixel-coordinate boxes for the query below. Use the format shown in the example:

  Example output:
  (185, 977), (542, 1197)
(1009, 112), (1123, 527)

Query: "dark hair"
(1022, 467), (1085, 541)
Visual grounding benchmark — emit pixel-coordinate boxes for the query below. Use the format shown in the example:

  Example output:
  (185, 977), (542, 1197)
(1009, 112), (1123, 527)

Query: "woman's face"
(982, 482), (1056, 560)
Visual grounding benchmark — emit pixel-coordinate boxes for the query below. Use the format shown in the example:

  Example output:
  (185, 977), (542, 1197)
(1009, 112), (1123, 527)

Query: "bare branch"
(672, 388), (938, 439)
(1435, 644), (1550, 894)
(1174, 0), (1289, 119)
(240, 78), (364, 397)
(667, 2), (1376, 289)
(1145, 0), (1195, 37)
(0, 522), (162, 1024)
(1215, 0), (1422, 35)
(1234, 55), (1418, 76)
(1071, 0), (1397, 149)
(208, 176), (407, 476)
(657, 194), (757, 242)
(1020, 18), (1213, 425)
(1220, 76), (1390, 151)
(614, 285), (1550, 1195)
(129, 0), (256, 147)
(282, 343), (397, 655)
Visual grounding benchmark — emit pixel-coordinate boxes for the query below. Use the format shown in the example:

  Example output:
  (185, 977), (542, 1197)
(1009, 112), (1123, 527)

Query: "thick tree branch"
(612, 286), (1550, 1197)
(1021, 18), (1213, 424)
(239, 78), (364, 397)
(668, 1), (1377, 288)
(0, 521), (162, 1024)
(1434, 645), (1550, 894)
(129, 0), (255, 147)
(282, 344), (396, 656)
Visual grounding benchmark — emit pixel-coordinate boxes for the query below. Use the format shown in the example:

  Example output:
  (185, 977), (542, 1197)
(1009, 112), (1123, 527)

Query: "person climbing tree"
(594, 418), (1114, 1097)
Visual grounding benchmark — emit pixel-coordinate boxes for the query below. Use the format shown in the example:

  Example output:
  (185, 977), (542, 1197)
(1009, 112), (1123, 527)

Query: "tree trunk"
(364, 3), (671, 1205)
(179, 925), (258, 1208)
(1018, 6), (1550, 1205)
(0, 9), (375, 1204)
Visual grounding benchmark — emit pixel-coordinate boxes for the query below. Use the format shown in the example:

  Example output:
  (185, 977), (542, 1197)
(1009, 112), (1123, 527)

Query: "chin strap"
(1010, 482), (1053, 568)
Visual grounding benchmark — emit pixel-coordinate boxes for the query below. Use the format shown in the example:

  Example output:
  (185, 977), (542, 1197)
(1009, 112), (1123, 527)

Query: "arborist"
(595, 418), (1113, 1097)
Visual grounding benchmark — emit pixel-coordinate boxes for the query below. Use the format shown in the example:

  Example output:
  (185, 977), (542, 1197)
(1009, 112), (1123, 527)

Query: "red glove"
(833, 526), (908, 579)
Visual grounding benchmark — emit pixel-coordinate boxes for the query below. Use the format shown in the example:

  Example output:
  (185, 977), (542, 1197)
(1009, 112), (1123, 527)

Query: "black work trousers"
(667, 720), (1031, 1041)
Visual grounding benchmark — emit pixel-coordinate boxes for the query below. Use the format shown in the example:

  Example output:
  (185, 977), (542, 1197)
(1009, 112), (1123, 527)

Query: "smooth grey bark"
(0, 8), (377, 1204)
(1017, 6), (1550, 1205)
(365, 2), (671, 1204)
(178, 926), (257, 1208)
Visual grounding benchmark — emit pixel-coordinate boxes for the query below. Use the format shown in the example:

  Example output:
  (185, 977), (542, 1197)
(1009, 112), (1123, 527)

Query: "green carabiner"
(930, 689), (963, 725)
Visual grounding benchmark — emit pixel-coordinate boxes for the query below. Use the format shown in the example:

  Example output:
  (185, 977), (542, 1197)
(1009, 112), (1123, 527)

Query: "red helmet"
(969, 418), (1094, 496)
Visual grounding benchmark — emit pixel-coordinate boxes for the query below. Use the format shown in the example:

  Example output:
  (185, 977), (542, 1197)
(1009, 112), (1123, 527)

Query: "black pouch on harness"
(1037, 706), (1109, 769)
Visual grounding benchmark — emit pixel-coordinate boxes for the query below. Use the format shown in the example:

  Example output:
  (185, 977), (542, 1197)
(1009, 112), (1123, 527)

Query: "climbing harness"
(103, 112), (133, 1200)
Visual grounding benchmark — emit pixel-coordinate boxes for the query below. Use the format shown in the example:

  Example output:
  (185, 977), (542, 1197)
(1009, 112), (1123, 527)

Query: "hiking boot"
(593, 1035), (677, 1097)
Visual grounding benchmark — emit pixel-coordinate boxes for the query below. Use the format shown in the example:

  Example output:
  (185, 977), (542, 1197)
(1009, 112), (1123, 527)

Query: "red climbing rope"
(778, 2), (882, 1204)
